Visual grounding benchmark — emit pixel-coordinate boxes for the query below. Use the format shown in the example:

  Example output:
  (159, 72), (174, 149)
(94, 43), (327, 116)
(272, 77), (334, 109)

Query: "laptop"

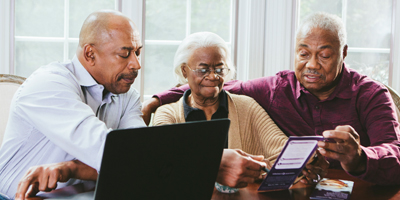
(35, 119), (229, 200)
(93, 119), (230, 200)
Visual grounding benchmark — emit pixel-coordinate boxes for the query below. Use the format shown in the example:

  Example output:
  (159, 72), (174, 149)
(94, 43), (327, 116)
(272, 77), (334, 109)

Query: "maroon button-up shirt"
(155, 64), (400, 185)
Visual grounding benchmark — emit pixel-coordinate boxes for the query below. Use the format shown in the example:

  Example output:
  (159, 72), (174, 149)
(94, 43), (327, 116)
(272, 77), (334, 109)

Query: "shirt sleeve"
(355, 83), (400, 185)
(14, 72), (112, 171)
(154, 85), (190, 106)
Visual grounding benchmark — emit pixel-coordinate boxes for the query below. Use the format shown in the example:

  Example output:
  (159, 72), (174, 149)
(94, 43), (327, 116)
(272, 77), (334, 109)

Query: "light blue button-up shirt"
(0, 56), (145, 198)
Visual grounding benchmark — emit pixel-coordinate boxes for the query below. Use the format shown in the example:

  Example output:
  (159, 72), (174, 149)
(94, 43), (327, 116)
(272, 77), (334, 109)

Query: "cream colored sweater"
(153, 92), (288, 163)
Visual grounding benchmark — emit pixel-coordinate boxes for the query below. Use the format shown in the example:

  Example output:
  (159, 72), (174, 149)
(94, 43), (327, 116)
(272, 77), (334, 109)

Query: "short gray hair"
(173, 32), (235, 84)
(297, 12), (347, 50)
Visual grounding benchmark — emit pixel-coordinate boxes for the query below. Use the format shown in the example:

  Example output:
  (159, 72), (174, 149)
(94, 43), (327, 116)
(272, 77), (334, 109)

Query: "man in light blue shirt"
(0, 10), (145, 199)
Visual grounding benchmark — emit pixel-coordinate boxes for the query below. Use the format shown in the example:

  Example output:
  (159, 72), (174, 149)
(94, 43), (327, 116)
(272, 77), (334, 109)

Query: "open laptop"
(93, 119), (230, 200)
(37, 119), (230, 200)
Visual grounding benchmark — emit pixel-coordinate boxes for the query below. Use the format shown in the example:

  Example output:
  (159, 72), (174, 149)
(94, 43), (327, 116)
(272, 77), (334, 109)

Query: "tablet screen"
(258, 136), (324, 192)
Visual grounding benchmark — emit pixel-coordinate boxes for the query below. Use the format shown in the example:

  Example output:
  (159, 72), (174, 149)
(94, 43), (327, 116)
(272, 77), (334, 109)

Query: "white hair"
(297, 12), (347, 51)
(173, 32), (236, 84)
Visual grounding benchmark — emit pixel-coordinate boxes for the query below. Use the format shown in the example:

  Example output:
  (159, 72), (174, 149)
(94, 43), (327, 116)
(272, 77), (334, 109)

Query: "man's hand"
(300, 150), (329, 184)
(217, 149), (269, 188)
(15, 160), (97, 200)
(141, 97), (160, 125)
(318, 125), (367, 174)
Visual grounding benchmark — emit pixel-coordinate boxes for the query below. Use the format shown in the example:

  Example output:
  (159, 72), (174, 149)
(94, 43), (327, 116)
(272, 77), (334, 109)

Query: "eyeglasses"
(186, 65), (230, 78)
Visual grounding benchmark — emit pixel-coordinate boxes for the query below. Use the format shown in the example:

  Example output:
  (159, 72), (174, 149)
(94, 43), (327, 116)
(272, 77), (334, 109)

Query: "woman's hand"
(216, 149), (268, 188)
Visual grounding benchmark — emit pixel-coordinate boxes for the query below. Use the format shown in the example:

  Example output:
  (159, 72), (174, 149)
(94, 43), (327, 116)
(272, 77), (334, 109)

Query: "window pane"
(15, 0), (64, 37)
(69, 0), (116, 38)
(145, 0), (186, 40)
(191, 0), (231, 42)
(144, 1), (233, 97)
(346, 52), (389, 84)
(69, 42), (79, 60)
(346, 0), (392, 48)
(299, 0), (392, 87)
(144, 45), (179, 95)
(15, 41), (64, 78)
(299, 0), (342, 21)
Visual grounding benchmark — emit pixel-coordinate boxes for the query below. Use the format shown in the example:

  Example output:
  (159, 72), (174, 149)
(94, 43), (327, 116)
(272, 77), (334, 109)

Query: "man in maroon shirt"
(143, 12), (400, 185)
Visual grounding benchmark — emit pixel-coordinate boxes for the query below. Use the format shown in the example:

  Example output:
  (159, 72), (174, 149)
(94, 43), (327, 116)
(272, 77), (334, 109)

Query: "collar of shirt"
(295, 63), (352, 101)
(71, 55), (115, 104)
(183, 89), (229, 120)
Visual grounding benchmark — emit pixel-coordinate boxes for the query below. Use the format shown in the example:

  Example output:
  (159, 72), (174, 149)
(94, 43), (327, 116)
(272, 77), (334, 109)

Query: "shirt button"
(315, 105), (319, 109)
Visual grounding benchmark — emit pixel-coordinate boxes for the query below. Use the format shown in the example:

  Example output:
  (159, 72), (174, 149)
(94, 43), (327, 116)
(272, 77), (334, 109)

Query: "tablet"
(258, 136), (324, 192)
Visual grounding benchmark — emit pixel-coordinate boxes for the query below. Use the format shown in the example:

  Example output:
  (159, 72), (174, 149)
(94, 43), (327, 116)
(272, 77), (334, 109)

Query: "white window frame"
(0, 0), (302, 96)
(335, 0), (391, 84)
(2, 0), (400, 96)
(391, 0), (400, 92)
(0, 0), (12, 74)
(138, 0), (236, 100)
(235, 0), (297, 81)
(3, 0), (121, 75)
(295, 0), (400, 91)
(120, 0), (145, 100)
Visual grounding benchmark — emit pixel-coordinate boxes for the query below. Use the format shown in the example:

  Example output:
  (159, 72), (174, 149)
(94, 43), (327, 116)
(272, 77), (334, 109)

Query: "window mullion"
(15, 36), (65, 42)
(9, 0), (15, 74)
(347, 47), (390, 54)
(342, 0), (347, 27)
(1, 0), (12, 74)
(145, 40), (181, 45)
(390, 0), (400, 91)
(117, 0), (122, 11)
(231, 0), (238, 72)
(121, 0), (145, 100)
(64, 0), (70, 61)
(186, 0), (191, 36)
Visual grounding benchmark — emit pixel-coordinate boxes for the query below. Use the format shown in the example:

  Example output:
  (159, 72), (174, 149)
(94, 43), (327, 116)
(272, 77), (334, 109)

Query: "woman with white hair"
(153, 32), (288, 189)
